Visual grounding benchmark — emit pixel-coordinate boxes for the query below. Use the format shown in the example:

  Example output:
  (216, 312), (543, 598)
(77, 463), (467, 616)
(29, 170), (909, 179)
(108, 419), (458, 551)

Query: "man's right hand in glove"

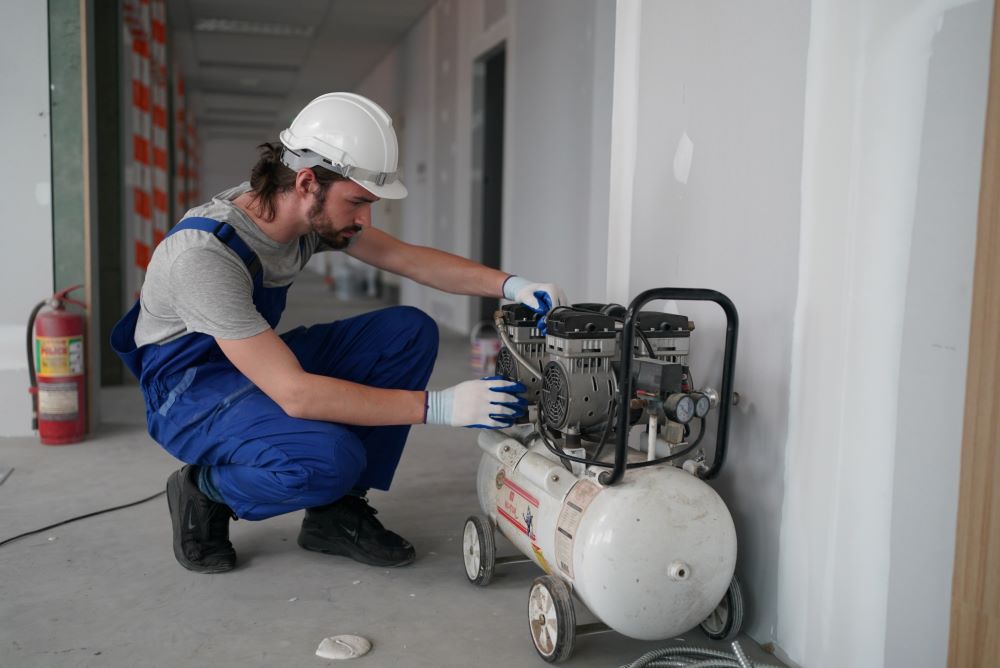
(425, 376), (527, 429)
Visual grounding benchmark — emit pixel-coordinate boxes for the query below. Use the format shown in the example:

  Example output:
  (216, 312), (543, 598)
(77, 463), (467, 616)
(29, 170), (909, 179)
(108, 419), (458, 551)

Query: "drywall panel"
(0, 0), (54, 435)
(484, 0), (506, 31)
(884, 2), (992, 666)
(774, 1), (990, 665)
(586, 2), (614, 303)
(428, 0), (462, 327)
(626, 0), (809, 644)
(397, 8), (435, 314)
(505, 0), (615, 303)
(399, 8), (435, 270)
(382, 0), (475, 330)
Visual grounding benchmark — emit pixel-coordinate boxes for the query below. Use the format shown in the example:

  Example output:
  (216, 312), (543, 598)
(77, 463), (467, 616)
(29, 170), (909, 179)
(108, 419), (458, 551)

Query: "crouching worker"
(111, 93), (567, 573)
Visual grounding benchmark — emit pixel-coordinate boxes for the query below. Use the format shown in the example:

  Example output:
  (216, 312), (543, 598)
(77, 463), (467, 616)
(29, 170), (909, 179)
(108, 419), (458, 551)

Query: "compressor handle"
(602, 288), (739, 486)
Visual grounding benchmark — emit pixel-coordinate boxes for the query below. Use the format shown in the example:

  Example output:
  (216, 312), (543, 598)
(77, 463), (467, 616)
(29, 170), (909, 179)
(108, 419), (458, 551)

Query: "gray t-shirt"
(134, 183), (344, 346)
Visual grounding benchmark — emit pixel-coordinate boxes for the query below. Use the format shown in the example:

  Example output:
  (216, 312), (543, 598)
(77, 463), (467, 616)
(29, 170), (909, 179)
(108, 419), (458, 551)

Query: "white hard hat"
(279, 92), (407, 199)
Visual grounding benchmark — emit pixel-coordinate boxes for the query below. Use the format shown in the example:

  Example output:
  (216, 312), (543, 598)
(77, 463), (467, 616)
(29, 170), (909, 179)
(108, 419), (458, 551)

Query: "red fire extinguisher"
(27, 285), (87, 445)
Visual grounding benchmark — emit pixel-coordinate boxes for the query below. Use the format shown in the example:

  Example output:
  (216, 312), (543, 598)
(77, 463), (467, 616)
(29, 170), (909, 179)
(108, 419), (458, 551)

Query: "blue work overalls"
(110, 217), (438, 520)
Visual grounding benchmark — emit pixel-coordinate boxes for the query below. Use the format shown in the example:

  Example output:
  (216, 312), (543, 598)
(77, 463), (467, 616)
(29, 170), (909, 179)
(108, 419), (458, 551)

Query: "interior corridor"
(0, 273), (782, 667)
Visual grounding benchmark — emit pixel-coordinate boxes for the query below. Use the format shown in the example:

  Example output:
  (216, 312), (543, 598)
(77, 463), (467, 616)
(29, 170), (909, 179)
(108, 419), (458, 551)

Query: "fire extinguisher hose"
(25, 298), (48, 431)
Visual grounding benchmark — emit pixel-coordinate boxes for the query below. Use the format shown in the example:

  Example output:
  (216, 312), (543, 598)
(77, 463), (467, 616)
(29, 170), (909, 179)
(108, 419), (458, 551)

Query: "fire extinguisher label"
(38, 382), (79, 421)
(35, 336), (85, 377)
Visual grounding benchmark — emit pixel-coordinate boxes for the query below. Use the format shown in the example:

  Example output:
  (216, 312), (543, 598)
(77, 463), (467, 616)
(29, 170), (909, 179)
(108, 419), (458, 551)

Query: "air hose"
(492, 310), (537, 374)
(621, 641), (783, 668)
(26, 298), (48, 430)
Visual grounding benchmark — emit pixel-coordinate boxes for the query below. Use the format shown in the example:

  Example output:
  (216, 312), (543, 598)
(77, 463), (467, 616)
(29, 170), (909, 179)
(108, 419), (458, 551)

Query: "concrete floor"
(0, 273), (784, 668)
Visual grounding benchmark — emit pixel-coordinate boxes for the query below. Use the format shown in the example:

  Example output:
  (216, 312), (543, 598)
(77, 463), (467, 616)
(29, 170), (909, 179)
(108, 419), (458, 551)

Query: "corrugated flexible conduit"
(621, 641), (782, 668)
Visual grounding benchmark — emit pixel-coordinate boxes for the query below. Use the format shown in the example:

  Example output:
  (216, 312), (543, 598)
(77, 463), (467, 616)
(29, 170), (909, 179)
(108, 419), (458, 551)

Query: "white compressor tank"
(469, 425), (737, 643)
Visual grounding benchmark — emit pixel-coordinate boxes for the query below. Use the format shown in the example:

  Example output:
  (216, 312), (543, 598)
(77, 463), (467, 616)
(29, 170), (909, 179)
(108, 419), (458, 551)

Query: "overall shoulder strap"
(169, 217), (262, 283)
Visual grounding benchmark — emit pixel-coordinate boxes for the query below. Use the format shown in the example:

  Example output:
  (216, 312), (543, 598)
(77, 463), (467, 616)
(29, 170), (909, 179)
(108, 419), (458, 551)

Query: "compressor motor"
(495, 299), (722, 473)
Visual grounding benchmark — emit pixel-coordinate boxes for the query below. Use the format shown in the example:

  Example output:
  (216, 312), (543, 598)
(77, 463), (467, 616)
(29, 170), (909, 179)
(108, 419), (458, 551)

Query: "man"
(111, 92), (566, 574)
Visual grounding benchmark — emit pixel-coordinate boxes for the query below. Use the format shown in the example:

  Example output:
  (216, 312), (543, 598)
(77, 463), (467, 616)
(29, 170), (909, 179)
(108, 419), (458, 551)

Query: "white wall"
(615, 0), (811, 647)
(0, 0), (54, 436)
(612, 1), (991, 666)
(399, 9), (436, 309)
(776, 1), (991, 665)
(884, 2), (991, 665)
(371, 0), (615, 332)
(505, 0), (615, 303)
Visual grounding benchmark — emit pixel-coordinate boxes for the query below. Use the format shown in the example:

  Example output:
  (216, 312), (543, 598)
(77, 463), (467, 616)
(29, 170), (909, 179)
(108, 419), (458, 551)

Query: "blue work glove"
(425, 376), (528, 429)
(502, 276), (568, 335)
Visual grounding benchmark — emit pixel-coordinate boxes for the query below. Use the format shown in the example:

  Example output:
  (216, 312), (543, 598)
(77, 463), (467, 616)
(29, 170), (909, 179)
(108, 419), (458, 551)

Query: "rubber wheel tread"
(700, 574), (745, 641)
(528, 575), (576, 663)
(463, 515), (496, 586)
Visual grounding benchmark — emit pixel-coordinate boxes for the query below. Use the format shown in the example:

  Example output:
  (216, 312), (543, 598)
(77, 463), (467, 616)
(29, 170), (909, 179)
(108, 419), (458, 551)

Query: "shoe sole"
(167, 470), (235, 574)
(297, 532), (415, 568)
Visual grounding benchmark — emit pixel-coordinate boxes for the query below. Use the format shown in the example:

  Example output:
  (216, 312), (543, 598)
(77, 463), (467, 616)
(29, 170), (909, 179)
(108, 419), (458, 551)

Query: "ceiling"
(167, 0), (435, 140)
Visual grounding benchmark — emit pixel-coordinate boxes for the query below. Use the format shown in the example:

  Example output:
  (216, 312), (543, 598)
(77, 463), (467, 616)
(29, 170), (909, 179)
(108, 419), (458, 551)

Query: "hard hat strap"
(281, 148), (397, 187)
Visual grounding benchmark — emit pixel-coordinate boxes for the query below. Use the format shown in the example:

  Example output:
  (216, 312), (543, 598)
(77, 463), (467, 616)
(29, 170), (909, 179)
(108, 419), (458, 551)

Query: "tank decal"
(500, 475), (540, 507)
(554, 480), (601, 579)
(496, 468), (540, 541)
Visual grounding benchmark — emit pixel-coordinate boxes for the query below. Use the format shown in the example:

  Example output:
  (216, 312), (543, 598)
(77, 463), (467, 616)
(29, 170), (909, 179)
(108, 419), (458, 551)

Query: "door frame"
(948, 0), (1000, 664)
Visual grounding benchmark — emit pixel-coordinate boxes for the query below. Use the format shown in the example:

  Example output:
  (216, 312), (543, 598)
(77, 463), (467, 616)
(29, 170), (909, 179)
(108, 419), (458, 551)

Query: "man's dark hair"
(248, 142), (346, 221)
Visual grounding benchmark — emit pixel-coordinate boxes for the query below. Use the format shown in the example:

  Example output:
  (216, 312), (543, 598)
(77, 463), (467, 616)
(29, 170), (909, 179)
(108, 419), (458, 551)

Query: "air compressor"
(461, 288), (744, 662)
(27, 285), (87, 445)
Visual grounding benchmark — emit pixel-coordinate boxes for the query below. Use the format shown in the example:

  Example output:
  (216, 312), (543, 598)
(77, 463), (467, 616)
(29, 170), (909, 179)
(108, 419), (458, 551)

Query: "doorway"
(472, 44), (506, 324)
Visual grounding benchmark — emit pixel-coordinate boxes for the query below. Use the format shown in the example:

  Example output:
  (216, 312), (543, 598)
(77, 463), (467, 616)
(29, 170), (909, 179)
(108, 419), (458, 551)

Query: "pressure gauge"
(693, 393), (711, 418)
(665, 393), (695, 424)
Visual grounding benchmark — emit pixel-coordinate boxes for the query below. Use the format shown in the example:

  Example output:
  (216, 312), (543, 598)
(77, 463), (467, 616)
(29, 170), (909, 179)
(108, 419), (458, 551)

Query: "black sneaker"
(297, 495), (415, 567)
(166, 465), (236, 573)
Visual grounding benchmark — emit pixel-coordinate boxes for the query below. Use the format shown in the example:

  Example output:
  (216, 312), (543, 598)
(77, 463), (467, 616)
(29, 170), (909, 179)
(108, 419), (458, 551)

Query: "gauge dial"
(694, 393), (711, 418)
(666, 394), (695, 424)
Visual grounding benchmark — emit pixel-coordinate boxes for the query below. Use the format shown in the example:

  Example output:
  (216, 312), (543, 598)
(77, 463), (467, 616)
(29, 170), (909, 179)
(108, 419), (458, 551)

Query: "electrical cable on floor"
(0, 490), (166, 548)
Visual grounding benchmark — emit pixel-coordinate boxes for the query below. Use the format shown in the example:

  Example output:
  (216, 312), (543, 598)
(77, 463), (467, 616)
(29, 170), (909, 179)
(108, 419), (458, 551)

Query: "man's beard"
(307, 196), (360, 250)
